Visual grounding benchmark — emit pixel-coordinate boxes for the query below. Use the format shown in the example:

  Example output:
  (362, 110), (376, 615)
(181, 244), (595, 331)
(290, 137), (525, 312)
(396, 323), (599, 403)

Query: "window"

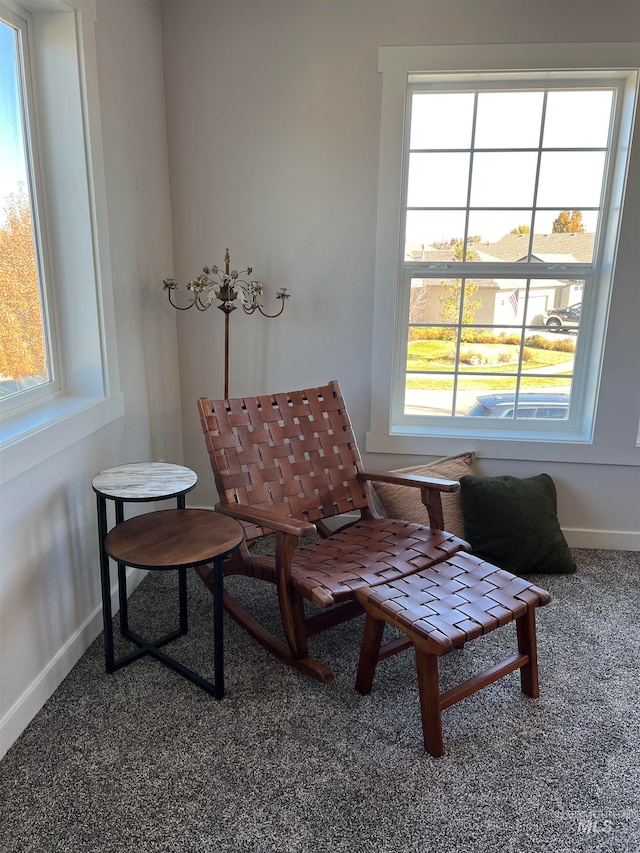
(368, 44), (638, 459)
(0, 7), (58, 410)
(0, 0), (123, 484)
(402, 79), (616, 427)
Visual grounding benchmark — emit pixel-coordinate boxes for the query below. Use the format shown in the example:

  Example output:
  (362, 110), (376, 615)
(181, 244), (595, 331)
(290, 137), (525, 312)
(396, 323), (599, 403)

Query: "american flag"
(509, 289), (520, 316)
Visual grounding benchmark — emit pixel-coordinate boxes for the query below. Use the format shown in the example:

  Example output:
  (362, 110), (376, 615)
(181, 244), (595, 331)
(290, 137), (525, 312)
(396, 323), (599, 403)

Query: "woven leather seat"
(355, 551), (551, 756)
(291, 519), (464, 607)
(196, 380), (469, 682)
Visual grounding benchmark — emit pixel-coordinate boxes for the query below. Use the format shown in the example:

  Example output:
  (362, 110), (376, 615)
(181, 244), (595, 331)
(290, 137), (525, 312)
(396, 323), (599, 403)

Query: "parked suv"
(464, 393), (570, 419)
(544, 303), (581, 329)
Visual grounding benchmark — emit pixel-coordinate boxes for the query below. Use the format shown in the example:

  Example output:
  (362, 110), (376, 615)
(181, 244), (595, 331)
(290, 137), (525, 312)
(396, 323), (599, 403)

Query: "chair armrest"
(215, 503), (317, 538)
(359, 469), (460, 493)
(359, 469), (459, 531)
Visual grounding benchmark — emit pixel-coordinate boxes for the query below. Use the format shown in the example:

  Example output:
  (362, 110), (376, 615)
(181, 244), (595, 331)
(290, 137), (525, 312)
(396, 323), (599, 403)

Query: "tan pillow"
(372, 452), (476, 538)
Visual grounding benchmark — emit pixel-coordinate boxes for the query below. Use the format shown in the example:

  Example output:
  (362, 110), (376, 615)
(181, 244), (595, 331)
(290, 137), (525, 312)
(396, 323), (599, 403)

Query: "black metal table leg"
(178, 567), (188, 633)
(97, 494), (115, 674)
(104, 557), (225, 698)
(114, 499), (129, 634)
(100, 509), (242, 699)
(97, 486), (193, 674)
(213, 555), (225, 699)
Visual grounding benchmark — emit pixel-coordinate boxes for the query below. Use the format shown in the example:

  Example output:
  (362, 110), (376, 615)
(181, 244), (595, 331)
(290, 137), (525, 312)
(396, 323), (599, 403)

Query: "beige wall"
(0, 0), (182, 757)
(162, 0), (640, 539)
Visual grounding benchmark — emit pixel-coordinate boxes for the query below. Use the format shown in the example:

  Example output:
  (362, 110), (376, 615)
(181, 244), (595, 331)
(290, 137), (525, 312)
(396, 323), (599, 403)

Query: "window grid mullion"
(526, 91), (549, 267)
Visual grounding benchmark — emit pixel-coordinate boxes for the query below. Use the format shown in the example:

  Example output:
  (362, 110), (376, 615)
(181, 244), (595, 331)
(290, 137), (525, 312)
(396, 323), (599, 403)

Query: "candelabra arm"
(167, 289), (198, 311)
(254, 302), (286, 319)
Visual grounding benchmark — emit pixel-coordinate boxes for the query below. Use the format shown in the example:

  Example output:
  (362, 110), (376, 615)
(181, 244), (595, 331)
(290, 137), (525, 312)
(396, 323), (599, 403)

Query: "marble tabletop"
(92, 461), (197, 501)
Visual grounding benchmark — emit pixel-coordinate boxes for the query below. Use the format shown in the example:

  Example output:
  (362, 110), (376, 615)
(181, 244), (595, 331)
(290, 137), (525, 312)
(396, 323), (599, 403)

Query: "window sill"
(365, 429), (640, 467)
(0, 391), (124, 485)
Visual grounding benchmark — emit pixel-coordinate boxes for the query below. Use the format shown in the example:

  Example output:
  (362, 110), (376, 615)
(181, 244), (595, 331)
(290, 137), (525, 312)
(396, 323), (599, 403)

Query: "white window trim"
(0, 0), (123, 485)
(367, 43), (639, 467)
(0, 3), (62, 413)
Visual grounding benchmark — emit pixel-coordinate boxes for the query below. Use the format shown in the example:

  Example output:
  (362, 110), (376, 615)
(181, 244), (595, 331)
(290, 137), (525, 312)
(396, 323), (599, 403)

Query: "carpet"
(0, 549), (638, 853)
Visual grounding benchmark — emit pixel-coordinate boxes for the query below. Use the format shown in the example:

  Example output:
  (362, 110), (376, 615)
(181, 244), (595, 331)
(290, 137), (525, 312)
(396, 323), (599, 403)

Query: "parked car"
(464, 393), (570, 419)
(544, 303), (581, 329)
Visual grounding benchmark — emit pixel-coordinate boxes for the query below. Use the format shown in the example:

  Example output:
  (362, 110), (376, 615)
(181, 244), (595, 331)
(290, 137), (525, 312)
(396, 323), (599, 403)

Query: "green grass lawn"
(406, 375), (570, 391)
(406, 340), (573, 391)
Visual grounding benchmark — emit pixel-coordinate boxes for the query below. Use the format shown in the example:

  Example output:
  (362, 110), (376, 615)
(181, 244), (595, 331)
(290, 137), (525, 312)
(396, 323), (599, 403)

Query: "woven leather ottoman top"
(355, 551), (551, 656)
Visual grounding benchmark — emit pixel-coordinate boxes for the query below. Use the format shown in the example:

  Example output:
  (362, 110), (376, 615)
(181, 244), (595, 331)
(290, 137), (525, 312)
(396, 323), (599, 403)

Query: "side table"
(104, 509), (244, 698)
(92, 461), (197, 675)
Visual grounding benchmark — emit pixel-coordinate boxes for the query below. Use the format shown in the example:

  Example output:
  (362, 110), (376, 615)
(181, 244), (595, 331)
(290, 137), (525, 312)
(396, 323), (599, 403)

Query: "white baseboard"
(192, 505), (640, 551)
(337, 511), (639, 550)
(0, 567), (146, 761)
(563, 528), (640, 551)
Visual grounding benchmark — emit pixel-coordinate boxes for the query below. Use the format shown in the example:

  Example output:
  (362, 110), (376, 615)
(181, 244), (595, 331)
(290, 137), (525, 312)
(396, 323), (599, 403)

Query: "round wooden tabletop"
(92, 462), (197, 502)
(104, 509), (244, 570)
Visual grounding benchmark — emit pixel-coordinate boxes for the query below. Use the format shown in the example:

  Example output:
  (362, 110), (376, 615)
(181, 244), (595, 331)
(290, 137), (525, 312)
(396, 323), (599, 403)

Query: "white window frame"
(0, 0), (123, 485)
(0, 3), (61, 412)
(367, 43), (639, 466)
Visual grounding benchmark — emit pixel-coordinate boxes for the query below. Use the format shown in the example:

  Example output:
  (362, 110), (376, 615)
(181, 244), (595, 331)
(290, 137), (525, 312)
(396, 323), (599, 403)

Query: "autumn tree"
(453, 239), (478, 261)
(510, 224), (530, 234)
(552, 210), (585, 233)
(429, 239), (482, 339)
(438, 279), (482, 341)
(439, 280), (482, 324)
(0, 189), (46, 381)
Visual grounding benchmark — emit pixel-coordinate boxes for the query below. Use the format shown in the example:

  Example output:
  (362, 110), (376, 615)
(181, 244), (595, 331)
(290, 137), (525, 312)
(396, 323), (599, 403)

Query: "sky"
(0, 19), (27, 209)
(405, 89), (612, 246)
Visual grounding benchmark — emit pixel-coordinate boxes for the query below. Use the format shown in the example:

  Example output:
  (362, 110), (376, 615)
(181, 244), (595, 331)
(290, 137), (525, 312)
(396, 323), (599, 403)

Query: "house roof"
(478, 232), (595, 263)
(408, 231), (595, 264)
(530, 253), (582, 264)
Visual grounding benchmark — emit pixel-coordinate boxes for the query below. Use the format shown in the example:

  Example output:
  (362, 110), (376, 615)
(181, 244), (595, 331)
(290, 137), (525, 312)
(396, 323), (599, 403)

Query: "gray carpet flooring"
(0, 548), (638, 853)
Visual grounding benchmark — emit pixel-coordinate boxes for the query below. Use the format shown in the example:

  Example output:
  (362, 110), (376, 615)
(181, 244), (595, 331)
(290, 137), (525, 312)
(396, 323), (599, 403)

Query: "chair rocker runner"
(196, 380), (470, 683)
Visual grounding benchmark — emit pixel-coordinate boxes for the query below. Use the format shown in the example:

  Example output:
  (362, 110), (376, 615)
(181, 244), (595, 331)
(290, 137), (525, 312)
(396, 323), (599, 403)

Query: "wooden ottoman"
(355, 551), (551, 756)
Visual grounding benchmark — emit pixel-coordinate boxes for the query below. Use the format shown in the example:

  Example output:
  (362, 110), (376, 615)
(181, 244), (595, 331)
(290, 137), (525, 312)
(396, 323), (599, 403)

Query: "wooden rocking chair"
(196, 380), (471, 683)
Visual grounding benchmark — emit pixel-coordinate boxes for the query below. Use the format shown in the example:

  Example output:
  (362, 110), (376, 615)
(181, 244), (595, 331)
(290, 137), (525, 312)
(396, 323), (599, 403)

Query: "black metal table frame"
(96, 487), (232, 699)
(114, 558), (226, 698)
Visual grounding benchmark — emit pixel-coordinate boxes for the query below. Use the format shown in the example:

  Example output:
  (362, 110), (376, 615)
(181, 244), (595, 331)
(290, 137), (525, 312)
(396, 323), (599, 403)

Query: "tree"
(452, 239), (478, 262)
(439, 279), (482, 338)
(409, 279), (432, 328)
(0, 189), (46, 381)
(552, 210), (585, 233)
(510, 224), (530, 234)
(432, 239), (483, 339)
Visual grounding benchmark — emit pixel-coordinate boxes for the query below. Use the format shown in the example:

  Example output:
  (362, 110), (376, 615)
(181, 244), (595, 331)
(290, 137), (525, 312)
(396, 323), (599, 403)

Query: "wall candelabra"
(163, 249), (289, 398)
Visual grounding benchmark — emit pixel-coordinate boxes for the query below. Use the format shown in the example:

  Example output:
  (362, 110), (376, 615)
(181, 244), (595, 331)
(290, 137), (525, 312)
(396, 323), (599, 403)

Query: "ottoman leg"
(356, 614), (385, 695)
(516, 607), (540, 699)
(416, 648), (444, 757)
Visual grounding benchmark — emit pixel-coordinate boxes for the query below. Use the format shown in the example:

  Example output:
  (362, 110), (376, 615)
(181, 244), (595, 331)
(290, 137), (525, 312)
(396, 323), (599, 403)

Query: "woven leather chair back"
(198, 381), (372, 541)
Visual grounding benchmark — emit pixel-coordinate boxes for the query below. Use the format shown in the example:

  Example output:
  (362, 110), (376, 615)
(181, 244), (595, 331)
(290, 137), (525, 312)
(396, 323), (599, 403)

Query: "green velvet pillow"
(459, 473), (576, 575)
